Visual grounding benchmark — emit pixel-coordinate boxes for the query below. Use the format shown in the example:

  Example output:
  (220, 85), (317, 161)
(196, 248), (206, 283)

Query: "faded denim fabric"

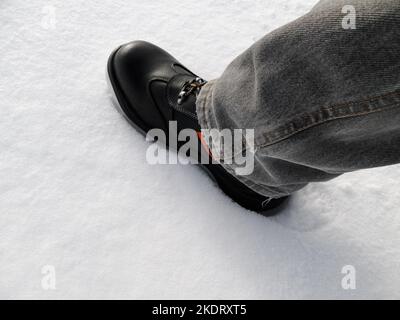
(196, 0), (400, 198)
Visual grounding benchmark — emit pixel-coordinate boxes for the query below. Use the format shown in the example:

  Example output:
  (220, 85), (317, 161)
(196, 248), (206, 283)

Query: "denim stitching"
(199, 82), (214, 130)
(256, 89), (400, 148)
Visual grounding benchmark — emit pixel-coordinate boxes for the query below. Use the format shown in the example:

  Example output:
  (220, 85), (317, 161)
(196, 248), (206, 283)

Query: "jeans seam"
(197, 80), (214, 130)
(256, 89), (400, 148)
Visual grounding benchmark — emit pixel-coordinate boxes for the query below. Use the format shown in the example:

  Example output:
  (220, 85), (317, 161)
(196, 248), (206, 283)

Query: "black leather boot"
(107, 41), (288, 215)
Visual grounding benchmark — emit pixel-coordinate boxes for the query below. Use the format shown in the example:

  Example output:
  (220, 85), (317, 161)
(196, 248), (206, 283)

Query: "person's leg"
(196, 0), (400, 198)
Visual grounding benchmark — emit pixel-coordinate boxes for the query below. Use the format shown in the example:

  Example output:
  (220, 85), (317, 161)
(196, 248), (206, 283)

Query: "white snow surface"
(1, 0), (400, 300)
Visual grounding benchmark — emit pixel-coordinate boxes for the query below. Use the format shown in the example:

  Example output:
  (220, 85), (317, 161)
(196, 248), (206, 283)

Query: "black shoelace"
(177, 77), (207, 105)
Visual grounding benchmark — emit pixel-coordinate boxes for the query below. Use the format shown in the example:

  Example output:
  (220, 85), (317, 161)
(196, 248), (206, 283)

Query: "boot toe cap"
(109, 41), (174, 130)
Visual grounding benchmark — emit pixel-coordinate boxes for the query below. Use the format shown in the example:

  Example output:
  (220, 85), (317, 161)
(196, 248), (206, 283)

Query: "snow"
(1, 0), (400, 299)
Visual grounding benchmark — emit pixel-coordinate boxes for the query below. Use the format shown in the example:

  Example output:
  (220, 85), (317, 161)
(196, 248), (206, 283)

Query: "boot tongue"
(167, 74), (198, 118)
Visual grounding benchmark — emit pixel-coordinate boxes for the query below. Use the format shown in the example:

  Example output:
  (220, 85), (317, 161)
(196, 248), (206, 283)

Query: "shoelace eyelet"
(177, 77), (206, 105)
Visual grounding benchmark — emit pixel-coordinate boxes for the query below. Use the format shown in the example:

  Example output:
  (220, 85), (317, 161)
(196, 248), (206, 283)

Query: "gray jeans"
(196, 0), (400, 198)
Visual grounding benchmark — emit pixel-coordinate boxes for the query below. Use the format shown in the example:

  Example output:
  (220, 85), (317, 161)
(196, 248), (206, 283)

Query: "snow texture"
(1, 0), (400, 299)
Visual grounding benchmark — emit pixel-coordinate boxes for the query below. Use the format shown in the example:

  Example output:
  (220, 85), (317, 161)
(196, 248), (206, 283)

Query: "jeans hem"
(196, 79), (218, 131)
(196, 80), (291, 199)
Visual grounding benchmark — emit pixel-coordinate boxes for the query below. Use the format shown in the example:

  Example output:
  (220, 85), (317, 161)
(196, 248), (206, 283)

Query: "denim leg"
(196, 0), (400, 198)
